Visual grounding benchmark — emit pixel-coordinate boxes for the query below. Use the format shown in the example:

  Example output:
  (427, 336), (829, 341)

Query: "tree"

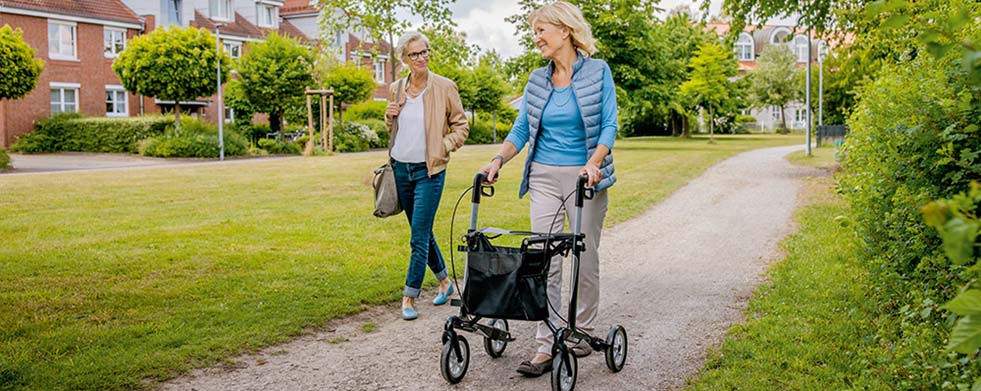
(679, 41), (738, 142)
(317, 0), (456, 83)
(748, 44), (799, 131)
(319, 62), (375, 125)
(231, 32), (313, 132)
(113, 26), (228, 128)
(0, 25), (44, 101)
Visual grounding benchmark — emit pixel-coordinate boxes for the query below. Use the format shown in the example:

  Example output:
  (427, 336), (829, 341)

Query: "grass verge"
(0, 135), (800, 390)
(684, 151), (890, 390)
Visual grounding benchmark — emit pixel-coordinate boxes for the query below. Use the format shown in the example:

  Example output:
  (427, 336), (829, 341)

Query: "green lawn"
(684, 149), (889, 390)
(0, 134), (800, 390)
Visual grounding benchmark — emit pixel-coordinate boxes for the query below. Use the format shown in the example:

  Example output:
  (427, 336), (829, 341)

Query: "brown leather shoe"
(516, 359), (552, 377)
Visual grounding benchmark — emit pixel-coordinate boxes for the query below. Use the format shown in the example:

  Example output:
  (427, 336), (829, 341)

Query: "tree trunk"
(270, 112), (282, 133)
(779, 104), (788, 133)
(671, 111), (680, 137)
(708, 106), (715, 143)
(681, 114), (690, 138)
(174, 102), (182, 135)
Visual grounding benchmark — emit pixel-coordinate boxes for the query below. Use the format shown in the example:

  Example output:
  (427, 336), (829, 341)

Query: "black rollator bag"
(462, 230), (552, 321)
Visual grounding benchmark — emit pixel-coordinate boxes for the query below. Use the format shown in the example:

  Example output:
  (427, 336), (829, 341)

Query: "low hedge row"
(0, 148), (9, 170)
(10, 114), (171, 153)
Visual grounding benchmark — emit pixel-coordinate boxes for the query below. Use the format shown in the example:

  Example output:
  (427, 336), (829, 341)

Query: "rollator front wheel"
(550, 347), (577, 391)
(440, 335), (470, 384)
(605, 325), (628, 373)
(483, 319), (509, 358)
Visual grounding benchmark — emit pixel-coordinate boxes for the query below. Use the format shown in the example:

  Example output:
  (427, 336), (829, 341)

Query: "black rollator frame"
(438, 173), (628, 391)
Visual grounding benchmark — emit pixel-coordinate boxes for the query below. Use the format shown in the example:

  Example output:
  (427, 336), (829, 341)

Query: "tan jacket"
(386, 71), (469, 176)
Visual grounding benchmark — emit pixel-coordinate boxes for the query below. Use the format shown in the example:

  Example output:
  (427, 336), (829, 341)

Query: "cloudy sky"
(445, 0), (725, 59)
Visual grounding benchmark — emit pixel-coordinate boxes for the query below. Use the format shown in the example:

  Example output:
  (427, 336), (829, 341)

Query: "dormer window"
(209, 0), (233, 21)
(793, 35), (809, 63)
(734, 32), (754, 61)
(257, 4), (278, 28)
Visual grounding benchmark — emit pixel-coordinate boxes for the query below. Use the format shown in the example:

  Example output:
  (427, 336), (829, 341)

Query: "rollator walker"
(438, 172), (628, 391)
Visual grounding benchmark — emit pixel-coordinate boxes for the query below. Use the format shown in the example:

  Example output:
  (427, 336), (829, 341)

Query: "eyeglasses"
(407, 49), (430, 61)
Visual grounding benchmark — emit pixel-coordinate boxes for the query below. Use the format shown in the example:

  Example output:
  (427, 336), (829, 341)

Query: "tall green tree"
(231, 32), (314, 132)
(0, 25), (44, 101)
(319, 62), (376, 125)
(114, 26), (227, 128)
(748, 44), (799, 131)
(679, 41), (738, 142)
(317, 0), (456, 82)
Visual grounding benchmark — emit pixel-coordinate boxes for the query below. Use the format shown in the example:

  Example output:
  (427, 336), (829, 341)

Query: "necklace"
(551, 87), (572, 107)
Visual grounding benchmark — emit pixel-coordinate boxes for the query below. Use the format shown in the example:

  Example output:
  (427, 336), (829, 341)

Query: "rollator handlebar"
(472, 172), (495, 204)
(576, 174), (595, 207)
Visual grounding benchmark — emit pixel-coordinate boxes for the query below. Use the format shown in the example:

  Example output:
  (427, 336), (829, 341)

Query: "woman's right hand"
(478, 160), (501, 185)
(385, 101), (403, 119)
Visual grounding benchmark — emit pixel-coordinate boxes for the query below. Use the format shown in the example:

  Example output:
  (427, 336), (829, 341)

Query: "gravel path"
(163, 145), (814, 391)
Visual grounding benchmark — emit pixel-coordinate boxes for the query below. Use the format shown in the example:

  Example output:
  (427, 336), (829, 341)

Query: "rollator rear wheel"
(440, 335), (470, 384)
(550, 347), (577, 391)
(483, 319), (509, 358)
(605, 325), (628, 372)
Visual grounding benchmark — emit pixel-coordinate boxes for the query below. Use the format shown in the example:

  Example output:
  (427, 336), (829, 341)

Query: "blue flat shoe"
(432, 283), (454, 306)
(402, 306), (418, 320)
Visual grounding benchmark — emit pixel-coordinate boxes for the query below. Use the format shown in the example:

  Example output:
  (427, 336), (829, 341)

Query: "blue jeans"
(392, 160), (448, 298)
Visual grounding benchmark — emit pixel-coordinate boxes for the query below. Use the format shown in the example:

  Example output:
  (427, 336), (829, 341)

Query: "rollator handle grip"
(576, 174), (594, 207)
(472, 172), (496, 203)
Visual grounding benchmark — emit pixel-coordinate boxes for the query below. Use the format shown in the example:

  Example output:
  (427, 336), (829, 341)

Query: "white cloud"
(448, 0), (522, 58)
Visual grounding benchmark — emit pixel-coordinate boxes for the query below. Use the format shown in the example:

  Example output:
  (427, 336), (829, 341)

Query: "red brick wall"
(0, 13), (139, 147)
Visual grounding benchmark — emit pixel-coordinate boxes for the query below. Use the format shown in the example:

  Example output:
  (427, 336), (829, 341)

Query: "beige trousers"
(528, 162), (609, 355)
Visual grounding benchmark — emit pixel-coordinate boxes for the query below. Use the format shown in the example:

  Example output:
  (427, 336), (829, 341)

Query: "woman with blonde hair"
(478, 1), (619, 377)
(386, 30), (469, 321)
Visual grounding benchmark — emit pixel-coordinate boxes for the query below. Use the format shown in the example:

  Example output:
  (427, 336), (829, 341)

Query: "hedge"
(0, 148), (9, 170)
(10, 114), (171, 153)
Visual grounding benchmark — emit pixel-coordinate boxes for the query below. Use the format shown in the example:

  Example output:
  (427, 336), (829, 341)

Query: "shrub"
(355, 118), (388, 148)
(334, 121), (378, 152)
(345, 100), (387, 121)
(838, 37), (981, 387)
(10, 114), (172, 153)
(139, 119), (247, 158)
(257, 138), (301, 155)
(0, 148), (9, 170)
(466, 118), (510, 145)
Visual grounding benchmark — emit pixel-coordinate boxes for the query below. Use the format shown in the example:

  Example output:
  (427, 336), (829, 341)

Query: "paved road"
(162, 145), (814, 391)
(3, 153), (296, 174)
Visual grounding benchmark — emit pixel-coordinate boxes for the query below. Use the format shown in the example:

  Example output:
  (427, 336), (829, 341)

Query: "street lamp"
(215, 22), (226, 161)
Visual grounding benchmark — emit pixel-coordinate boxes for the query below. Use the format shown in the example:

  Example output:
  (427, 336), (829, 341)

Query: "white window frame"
(793, 35), (809, 63)
(735, 32), (754, 61)
(223, 40), (242, 59)
(50, 82), (80, 114)
(105, 85), (128, 117)
(373, 60), (385, 83)
(48, 20), (77, 61)
(104, 27), (126, 58)
(771, 106), (782, 120)
(224, 106), (235, 123)
(770, 27), (791, 45)
(164, 0), (183, 25)
(256, 4), (278, 28)
(795, 108), (807, 123)
(209, 0), (233, 21)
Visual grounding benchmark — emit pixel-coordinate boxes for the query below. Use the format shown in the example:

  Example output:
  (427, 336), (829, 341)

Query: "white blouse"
(391, 88), (427, 163)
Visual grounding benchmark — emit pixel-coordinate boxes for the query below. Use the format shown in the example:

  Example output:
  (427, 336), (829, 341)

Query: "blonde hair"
(529, 1), (597, 57)
(396, 31), (430, 64)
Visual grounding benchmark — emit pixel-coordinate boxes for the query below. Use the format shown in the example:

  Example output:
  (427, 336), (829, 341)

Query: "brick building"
(0, 0), (143, 147)
(0, 0), (400, 147)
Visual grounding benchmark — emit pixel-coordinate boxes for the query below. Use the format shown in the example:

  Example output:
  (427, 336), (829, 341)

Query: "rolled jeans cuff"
(403, 286), (421, 298)
(434, 268), (448, 281)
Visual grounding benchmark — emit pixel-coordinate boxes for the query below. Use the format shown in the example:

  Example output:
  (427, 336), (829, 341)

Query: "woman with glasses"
(385, 30), (469, 321)
(478, 1), (618, 377)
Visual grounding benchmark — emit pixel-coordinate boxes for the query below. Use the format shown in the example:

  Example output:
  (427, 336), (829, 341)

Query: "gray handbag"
(372, 163), (402, 218)
(372, 78), (405, 218)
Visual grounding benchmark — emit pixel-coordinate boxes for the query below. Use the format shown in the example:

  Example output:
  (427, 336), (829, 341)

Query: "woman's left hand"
(580, 162), (602, 188)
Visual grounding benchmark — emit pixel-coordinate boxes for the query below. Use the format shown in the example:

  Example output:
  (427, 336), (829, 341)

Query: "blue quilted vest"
(518, 54), (617, 198)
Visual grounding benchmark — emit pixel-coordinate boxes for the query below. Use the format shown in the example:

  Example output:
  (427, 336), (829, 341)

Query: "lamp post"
(215, 23), (226, 161)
